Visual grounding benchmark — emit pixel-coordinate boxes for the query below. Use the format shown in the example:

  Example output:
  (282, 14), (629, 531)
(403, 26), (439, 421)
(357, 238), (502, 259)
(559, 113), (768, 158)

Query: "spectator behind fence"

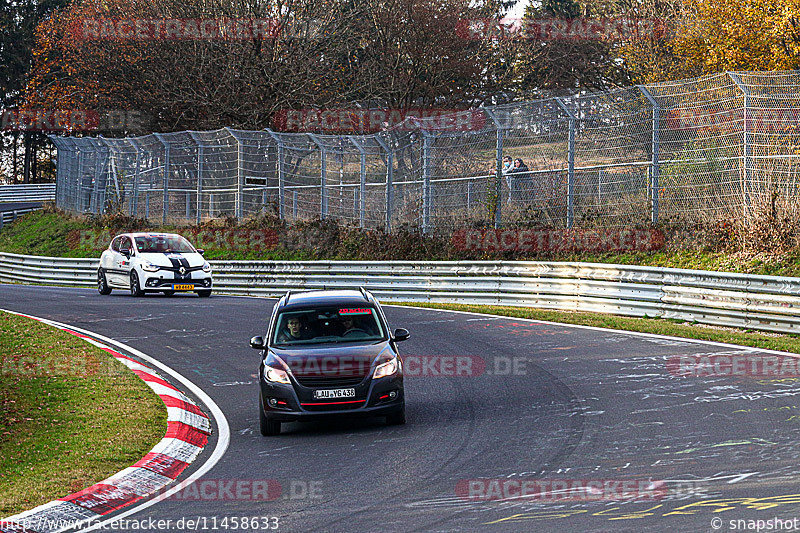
(502, 155), (513, 175)
(508, 158), (530, 202)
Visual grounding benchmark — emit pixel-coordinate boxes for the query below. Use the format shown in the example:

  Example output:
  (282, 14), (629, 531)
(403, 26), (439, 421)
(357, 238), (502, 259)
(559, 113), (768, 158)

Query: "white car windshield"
(134, 235), (195, 254)
(272, 306), (386, 346)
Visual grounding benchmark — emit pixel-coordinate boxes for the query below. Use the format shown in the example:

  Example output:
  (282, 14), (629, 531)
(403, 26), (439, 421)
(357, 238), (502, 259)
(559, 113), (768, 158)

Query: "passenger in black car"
(277, 316), (312, 342)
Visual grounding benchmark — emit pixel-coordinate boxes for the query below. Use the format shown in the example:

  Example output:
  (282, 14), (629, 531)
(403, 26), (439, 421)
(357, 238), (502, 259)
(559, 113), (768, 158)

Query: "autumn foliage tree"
(22, 0), (514, 133)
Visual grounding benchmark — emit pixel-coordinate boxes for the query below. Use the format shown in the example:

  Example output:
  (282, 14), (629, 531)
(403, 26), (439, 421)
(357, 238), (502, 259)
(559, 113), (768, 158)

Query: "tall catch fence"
(49, 70), (800, 233)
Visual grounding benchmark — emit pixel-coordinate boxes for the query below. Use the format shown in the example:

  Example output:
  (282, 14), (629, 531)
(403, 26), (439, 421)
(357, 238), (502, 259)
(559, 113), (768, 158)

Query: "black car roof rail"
(284, 290), (293, 304)
(359, 286), (369, 301)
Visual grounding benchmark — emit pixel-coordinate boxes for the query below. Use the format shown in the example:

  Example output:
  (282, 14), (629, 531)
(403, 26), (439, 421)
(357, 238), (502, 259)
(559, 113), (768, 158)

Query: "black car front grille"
(295, 376), (365, 388)
(302, 400), (366, 411)
(159, 265), (204, 273)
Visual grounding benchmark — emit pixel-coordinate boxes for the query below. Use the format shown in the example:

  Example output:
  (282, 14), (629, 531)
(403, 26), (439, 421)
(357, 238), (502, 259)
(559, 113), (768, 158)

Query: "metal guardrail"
(2, 252), (800, 335)
(0, 207), (40, 229)
(0, 184), (56, 203)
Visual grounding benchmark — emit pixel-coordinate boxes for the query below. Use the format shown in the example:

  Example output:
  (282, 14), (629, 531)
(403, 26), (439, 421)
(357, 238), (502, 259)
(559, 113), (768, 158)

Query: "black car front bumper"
(259, 373), (404, 422)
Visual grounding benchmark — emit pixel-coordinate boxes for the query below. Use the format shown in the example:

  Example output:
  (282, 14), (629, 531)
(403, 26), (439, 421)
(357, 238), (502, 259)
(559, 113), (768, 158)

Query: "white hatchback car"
(98, 232), (213, 297)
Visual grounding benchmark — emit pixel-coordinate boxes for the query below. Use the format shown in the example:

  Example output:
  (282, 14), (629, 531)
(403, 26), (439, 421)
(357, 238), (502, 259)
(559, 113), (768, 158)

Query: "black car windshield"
(135, 235), (195, 253)
(272, 306), (386, 346)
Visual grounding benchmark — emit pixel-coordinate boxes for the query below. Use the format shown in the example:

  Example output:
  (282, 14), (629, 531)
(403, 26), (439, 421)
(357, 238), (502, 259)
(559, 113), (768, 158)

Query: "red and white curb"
(0, 311), (230, 533)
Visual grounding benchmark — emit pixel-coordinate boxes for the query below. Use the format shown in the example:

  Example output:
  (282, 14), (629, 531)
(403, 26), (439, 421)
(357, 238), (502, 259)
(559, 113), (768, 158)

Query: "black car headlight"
(264, 365), (291, 384)
(373, 356), (400, 379)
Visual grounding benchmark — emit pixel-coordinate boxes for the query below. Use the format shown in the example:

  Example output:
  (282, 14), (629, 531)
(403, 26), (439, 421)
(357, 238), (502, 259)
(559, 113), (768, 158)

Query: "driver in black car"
(339, 315), (376, 336)
(277, 316), (311, 343)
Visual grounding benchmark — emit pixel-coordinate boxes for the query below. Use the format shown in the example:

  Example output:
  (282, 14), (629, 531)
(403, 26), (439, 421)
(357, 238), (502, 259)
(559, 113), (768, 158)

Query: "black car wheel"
(98, 269), (112, 295)
(386, 405), (406, 426)
(259, 393), (281, 436)
(130, 271), (144, 297)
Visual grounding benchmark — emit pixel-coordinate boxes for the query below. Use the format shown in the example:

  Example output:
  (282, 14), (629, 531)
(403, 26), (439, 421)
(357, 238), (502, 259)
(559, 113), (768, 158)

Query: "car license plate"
(313, 388), (356, 400)
(173, 284), (194, 291)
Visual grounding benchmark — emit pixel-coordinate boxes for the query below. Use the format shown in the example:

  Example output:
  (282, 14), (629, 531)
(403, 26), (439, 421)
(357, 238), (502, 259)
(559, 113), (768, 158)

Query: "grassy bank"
(394, 302), (800, 354)
(0, 312), (167, 516)
(2, 208), (800, 277)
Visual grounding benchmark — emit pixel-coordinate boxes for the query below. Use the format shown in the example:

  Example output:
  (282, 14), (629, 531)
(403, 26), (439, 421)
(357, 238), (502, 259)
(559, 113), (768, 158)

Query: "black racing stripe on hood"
(165, 253), (191, 280)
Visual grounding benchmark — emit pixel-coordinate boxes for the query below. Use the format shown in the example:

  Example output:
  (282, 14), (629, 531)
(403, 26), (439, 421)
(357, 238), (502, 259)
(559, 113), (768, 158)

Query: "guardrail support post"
(555, 98), (576, 228)
(639, 86), (661, 224)
(308, 134), (327, 220)
(154, 133), (170, 224)
(729, 72), (752, 215)
(265, 130), (285, 219)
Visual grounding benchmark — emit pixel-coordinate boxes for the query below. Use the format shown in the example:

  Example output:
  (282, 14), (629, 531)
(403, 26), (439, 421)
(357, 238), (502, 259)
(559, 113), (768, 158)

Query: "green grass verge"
(393, 302), (800, 354)
(0, 312), (167, 516)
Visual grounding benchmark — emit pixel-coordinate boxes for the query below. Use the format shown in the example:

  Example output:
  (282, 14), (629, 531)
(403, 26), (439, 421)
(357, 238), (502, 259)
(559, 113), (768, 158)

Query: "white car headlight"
(141, 261), (159, 272)
(264, 365), (291, 384)
(202, 262), (212, 273)
(373, 356), (399, 379)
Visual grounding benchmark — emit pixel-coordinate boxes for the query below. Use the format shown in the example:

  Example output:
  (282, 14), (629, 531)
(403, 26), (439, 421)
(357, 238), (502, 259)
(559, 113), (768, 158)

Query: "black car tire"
(259, 393), (281, 436)
(197, 289), (212, 298)
(98, 269), (112, 295)
(130, 271), (144, 297)
(386, 406), (406, 426)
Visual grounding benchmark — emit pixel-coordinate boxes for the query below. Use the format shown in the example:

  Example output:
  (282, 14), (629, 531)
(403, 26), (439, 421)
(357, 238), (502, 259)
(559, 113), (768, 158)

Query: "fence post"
(729, 72), (752, 215)
(484, 108), (506, 229)
(374, 135), (393, 233)
(419, 130), (432, 233)
(188, 132), (205, 224)
(555, 98), (576, 228)
(265, 129), (285, 219)
(224, 128), (244, 219)
(348, 136), (367, 228)
(98, 136), (120, 211)
(308, 134), (327, 219)
(154, 133), (170, 224)
(129, 139), (141, 217)
(639, 86), (661, 224)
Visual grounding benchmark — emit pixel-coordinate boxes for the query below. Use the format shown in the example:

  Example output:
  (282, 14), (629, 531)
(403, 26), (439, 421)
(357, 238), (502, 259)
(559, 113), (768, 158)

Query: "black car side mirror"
(120, 249), (131, 258)
(393, 328), (410, 342)
(250, 336), (265, 349)
(196, 249), (205, 256)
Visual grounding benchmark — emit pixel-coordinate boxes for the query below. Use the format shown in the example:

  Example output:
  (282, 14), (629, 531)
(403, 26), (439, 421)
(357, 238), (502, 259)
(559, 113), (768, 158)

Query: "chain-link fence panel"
(49, 69), (800, 233)
(646, 72), (744, 223)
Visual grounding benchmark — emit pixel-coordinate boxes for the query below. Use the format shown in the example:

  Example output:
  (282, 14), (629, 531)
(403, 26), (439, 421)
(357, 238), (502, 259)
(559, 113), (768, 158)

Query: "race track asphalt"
(3, 284), (799, 533)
